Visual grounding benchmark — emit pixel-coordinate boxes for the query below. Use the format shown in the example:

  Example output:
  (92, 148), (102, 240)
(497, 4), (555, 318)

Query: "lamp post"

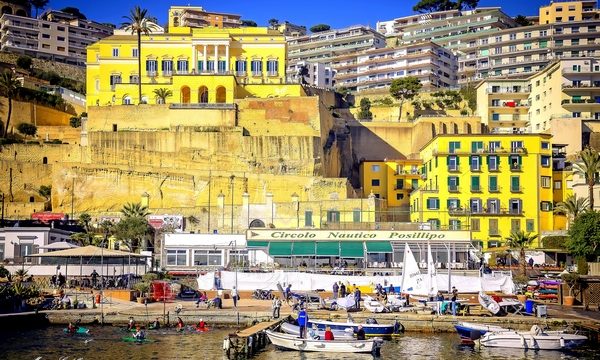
(1, 192), (4, 227)
(218, 191), (225, 233)
(229, 175), (235, 234)
(100, 228), (108, 326)
(229, 240), (239, 325)
(291, 192), (299, 228)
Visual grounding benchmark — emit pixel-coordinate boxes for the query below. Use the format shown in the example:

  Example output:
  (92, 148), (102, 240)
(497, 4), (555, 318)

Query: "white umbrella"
(38, 242), (80, 250)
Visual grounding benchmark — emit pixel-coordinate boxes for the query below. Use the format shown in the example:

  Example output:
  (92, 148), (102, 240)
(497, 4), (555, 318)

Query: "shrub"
(17, 123), (37, 137)
(460, 108), (469, 116)
(80, 112), (88, 118)
(16, 55), (32, 70)
(70, 116), (81, 128)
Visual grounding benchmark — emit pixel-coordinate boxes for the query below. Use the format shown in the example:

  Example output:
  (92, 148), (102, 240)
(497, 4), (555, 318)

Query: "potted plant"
(134, 282), (150, 303)
(561, 272), (580, 306)
(513, 274), (529, 303)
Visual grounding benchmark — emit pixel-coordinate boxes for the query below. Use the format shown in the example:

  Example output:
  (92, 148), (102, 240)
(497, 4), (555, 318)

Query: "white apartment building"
(289, 61), (335, 87)
(0, 10), (113, 66)
(168, 6), (241, 29)
(333, 42), (457, 92)
(286, 25), (386, 83)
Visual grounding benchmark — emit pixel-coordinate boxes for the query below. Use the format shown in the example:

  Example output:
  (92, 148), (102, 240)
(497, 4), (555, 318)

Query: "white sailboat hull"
(480, 331), (587, 350)
(266, 330), (378, 353)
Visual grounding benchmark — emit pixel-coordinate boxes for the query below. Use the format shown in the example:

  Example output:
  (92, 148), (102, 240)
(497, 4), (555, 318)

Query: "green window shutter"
(471, 176), (479, 187)
(489, 176), (497, 189)
(518, 156), (522, 165)
(435, 199), (440, 208)
(456, 177), (460, 186)
(511, 176), (520, 189)
(471, 142), (477, 153)
(447, 177), (451, 187)
(447, 199), (452, 208)
(486, 156), (490, 166)
(446, 156), (450, 166)
(456, 156), (460, 165)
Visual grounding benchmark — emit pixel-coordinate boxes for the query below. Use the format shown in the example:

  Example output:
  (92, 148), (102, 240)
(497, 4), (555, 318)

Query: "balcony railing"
(448, 186), (460, 193)
(169, 103), (236, 110)
(510, 186), (522, 193)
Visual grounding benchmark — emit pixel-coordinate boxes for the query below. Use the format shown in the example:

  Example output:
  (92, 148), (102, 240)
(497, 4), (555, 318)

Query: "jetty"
(223, 319), (283, 359)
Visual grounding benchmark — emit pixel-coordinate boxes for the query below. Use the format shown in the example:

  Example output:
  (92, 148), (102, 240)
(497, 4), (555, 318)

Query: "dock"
(575, 322), (600, 344)
(223, 319), (283, 359)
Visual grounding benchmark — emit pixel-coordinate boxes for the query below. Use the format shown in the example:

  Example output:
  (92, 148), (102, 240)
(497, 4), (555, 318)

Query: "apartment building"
(410, 134), (554, 250)
(360, 159), (423, 220)
(286, 25), (386, 83)
(539, 0), (600, 24)
(289, 61), (335, 87)
(332, 41), (457, 92)
(168, 6), (241, 29)
(475, 79), (531, 133)
(277, 21), (307, 37)
(0, 10), (113, 66)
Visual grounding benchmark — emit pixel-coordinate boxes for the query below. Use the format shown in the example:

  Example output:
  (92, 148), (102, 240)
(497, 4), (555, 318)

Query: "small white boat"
(280, 322), (354, 339)
(478, 292), (501, 315)
(266, 330), (381, 354)
(363, 296), (386, 313)
(479, 325), (587, 350)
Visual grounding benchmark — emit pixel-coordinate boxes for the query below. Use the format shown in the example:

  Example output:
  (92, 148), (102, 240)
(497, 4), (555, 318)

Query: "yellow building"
(551, 144), (574, 231)
(360, 159), (423, 219)
(539, 0), (599, 24)
(475, 79), (531, 133)
(410, 134), (554, 250)
(86, 25), (293, 107)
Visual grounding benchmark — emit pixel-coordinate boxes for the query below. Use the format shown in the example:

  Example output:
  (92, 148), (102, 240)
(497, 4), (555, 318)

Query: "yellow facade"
(360, 160), (423, 215)
(86, 26), (291, 108)
(539, 1), (599, 24)
(410, 134), (554, 250)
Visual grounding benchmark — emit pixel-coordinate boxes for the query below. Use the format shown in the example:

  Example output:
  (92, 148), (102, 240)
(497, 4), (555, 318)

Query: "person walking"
(354, 287), (362, 310)
(332, 282), (339, 300)
(297, 307), (308, 339)
(451, 286), (458, 316)
(231, 286), (239, 308)
(340, 283), (346, 298)
(272, 297), (282, 319)
(91, 269), (99, 288)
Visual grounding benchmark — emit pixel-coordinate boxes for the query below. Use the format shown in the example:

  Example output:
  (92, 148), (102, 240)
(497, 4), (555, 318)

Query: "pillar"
(192, 46), (197, 73)
(225, 44), (230, 74)
(203, 45), (207, 73)
(214, 44), (219, 74)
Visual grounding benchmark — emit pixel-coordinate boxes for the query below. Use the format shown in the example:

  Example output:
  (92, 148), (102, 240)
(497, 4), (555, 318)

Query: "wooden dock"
(224, 319), (284, 359)
(575, 323), (600, 344)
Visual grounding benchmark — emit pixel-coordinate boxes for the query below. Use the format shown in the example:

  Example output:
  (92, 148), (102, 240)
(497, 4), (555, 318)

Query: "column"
(214, 44), (219, 74)
(203, 45), (207, 73)
(192, 46), (197, 74)
(225, 44), (230, 74)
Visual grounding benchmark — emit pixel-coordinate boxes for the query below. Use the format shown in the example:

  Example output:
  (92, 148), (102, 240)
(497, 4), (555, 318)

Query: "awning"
(340, 242), (364, 258)
(247, 241), (269, 248)
(292, 241), (316, 256)
(365, 241), (393, 253)
(269, 242), (293, 256)
(38, 242), (80, 250)
(316, 242), (340, 256)
(28, 245), (149, 258)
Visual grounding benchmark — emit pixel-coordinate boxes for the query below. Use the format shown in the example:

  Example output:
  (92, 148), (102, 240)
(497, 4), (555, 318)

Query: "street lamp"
(229, 175), (235, 234)
(228, 240), (239, 324)
(291, 192), (299, 228)
(100, 228), (108, 326)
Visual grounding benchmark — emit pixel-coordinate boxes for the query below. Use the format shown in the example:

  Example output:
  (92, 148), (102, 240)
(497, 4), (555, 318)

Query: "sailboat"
(399, 243), (438, 302)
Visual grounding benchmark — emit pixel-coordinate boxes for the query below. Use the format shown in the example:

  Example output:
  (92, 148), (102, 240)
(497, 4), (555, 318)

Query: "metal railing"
(169, 103), (236, 110)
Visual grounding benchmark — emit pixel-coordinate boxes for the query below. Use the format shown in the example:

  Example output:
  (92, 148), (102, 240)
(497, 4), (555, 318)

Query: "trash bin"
(525, 299), (535, 314)
(537, 305), (547, 317)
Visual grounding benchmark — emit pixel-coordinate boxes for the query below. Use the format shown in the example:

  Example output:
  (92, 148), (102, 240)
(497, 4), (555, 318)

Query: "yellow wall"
(410, 134), (554, 249)
(540, 1), (591, 24)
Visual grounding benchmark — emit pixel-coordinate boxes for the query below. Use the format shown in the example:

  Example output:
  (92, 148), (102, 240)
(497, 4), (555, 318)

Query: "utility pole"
(230, 175), (235, 234)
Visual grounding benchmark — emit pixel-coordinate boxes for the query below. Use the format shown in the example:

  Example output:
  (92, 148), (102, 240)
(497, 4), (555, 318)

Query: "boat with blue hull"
(307, 319), (403, 337)
(454, 322), (508, 341)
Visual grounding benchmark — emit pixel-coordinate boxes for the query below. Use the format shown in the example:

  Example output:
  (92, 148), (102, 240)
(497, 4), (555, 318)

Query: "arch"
(42, 157), (48, 164)
(29, 196), (34, 203)
(198, 86), (208, 103)
(249, 219), (265, 228)
(215, 86), (226, 103)
(122, 95), (132, 105)
(465, 123), (472, 134)
(15, 9), (26, 17)
(453, 123), (459, 134)
(173, 17), (179, 27)
(441, 123), (447, 134)
(1, 6), (12, 15)
(431, 123), (437, 138)
(141, 95), (149, 104)
(180, 86), (191, 103)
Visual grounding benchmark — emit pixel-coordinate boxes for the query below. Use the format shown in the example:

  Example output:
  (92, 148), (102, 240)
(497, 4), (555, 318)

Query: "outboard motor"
(366, 318), (378, 325)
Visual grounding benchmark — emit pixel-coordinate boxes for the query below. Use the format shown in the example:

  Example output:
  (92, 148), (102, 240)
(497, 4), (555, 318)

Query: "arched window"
(1, 6), (13, 15)
(180, 86), (191, 103)
(442, 123), (447, 134)
(215, 86), (226, 103)
(29, 196), (34, 203)
(122, 95), (132, 105)
(249, 219), (266, 228)
(42, 157), (48, 164)
(15, 10), (26, 17)
(198, 86), (208, 103)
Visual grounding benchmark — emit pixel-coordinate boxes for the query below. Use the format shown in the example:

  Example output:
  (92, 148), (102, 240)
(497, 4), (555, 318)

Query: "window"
(511, 141), (523, 152)
(471, 219), (480, 232)
(470, 156), (481, 171)
(470, 198), (482, 213)
(207, 60), (215, 71)
(526, 219), (534, 232)
(554, 181), (562, 190)
(371, 164), (381, 172)
(471, 141), (483, 153)
(511, 219), (521, 232)
(426, 198), (440, 210)
(112, 48), (119, 57)
(509, 198), (522, 214)
(448, 155), (459, 171)
(489, 176), (498, 192)
(228, 250), (249, 267)
(177, 59), (188, 74)
(42, 33), (50, 39)
(541, 142), (550, 150)
(510, 155), (521, 171)
(449, 219), (461, 230)
(428, 219), (441, 230)
(447, 198), (460, 210)
(235, 60), (247, 74)
(541, 176), (551, 188)
(304, 210), (313, 227)
(471, 176), (481, 192)
(218, 60), (227, 73)
(161, 59), (173, 75)
(132, 48), (138, 58)
(266, 59), (278, 75)
(488, 141), (501, 152)
(109, 74), (122, 86)
(0, 243), (3, 260)
(327, 210), (341, 223)
(146, 59), (158, 75)
(509, 34), (516, 40)
(488, 155), (498, 171)
(489, 219), (499, 236)
(129, 75), (139, 84)
(371, 179), (380, 186)
(510, 176), (520, 192)
(448, 176), (459, 192)
(167, 250), (187, 266)
(541, 156), (551, 167)
(487, 198), (500, 214)
(449, 141), (461, 153)
(395, 179), (404, 190)
(396, 193), (404, 200)
(411, 179), (418, 190)
(251, 59), (262, 75)
(194, 250), (222, 266)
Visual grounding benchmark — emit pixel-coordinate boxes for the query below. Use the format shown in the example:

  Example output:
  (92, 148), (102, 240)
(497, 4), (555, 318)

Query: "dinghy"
(363, 296), (387, 313)
(266, 330), (382, 354)
(281, 322), (354, 339)
(307, 318), (403, 336)
(479, 325), (587, 350)
(478, 292), (501, 315)
(454, 321), (508, 341)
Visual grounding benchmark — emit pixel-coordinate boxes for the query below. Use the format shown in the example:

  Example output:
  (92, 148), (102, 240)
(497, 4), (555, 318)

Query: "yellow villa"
(86, 22), (297, 107)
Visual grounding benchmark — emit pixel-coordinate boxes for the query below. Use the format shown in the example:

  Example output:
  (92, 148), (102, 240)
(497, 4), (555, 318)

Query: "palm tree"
(296, 64), (309, 85)
(0, 71), (21, 137)
(554, 194), (589, 224)
(121, 202), (150, 218)
(268, 18), (279, 29)
(504, 230), (538, 276)
(153, 88), (173, 104)
(30, 0), (49, 18)
(573, 147), (600, 210)
(121, 6), (158, 105)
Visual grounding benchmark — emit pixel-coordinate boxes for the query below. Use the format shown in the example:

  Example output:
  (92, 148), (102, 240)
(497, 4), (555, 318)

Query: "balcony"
(448, 186), (460, 193)
(562, 84), (600, 94)
(510, 186), (522, 193)
(485, 88), (530, 95)
(510, 163), (522, 171)
(561, 98), (600, 110)
(169, 103), (237, 110)
(562, 67), (600, 76)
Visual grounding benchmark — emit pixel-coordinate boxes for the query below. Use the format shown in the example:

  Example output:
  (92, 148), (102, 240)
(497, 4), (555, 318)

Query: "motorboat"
(479, 325), (587, 350)
(280, 322), (355, 339)
(265, 330), (382, 354)
(454, 321), (509, 341)
(307, 318), (403, 336)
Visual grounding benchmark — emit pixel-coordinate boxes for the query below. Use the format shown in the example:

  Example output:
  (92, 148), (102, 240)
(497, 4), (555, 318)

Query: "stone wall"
(0, 52), (85, 82)
(0, 98), (73, 134)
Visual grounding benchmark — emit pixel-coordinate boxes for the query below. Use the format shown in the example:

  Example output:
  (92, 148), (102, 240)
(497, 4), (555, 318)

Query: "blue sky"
(45, 0), (562, 29)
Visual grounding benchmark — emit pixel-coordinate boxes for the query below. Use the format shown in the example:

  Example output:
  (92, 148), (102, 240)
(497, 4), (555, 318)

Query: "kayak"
(122, 336), (154, 343)
(194, 327), (210, 332)
(63, 327), (90, 335)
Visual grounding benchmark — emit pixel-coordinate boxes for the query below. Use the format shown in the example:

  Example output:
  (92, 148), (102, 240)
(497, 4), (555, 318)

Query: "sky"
(44, 0), (574, 29)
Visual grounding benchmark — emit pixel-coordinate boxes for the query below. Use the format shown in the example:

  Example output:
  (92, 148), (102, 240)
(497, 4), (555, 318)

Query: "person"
(285, 284), (292, 300)
(127, 317), (136, 331)
(435, 291), (445, 302)
(133, 325), (145, 340)
(58, 273), (66, 288)
(355, 324), (366, 340)
(51, 274), (57, 288)
(176, 317), (185, 331)
(354, 287), (362, 310)
(213, 295), (222, 309)
(339, 283), (346, 298)
(231, 286), (239, 308)
(272, 297), (282, 319)
(196, 318), (207, 331)
(150, 317), (160, 330)
(67, 321), (77, 334)
(528, 257), (534, 268)
(307, 324), (319, 339)
(297, 307), (308, 339)
(451, 286), (458, 316)
(91, 269), (99, 288)
(61, 294), (72, 309)
(324, 326), (334, 341)
(388, 284), (395, 295)
(196, 291), (208, 308)
(332, 282), (339, 300)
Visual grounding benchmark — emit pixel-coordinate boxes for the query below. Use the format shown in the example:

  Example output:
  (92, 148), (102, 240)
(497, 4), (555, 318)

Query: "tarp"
(292, 242), (316, 256)
(197, 271), (515, 294)
(269, 242), (293, 256)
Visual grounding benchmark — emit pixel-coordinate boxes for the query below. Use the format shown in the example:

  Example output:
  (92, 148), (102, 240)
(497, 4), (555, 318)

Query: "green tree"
(389, 77), (422, 121)
(16, 55), (32, 71)
(296, 64), (309, 85)
(413, 0), (456, 13)
(241, 20), (257, 27)
(459, 84), (477, 112)
(0, 71), (22, 137)
(60, 6), (87, 20)
(114, 216), (153, 252)
(17, 123), (37, 137)
(310, 24), (331, 33)
(268, 18), (279, 29)
(121, 202), (150, 218)
(357, 98), (373, 120)
(122, 6), (158, 105)
(554, 194), (589, 223)
(505, 230), (538, 276)
(71, 212), (100, 246)
(153, 87), (173, 104)
(30, 0), (49, 17)
(69, 116), (81, 128)
(567, 211), (600, 259)
(38, 185), (51, 201)
(514, 15), (531, 26)
(573, 147), (600, 210)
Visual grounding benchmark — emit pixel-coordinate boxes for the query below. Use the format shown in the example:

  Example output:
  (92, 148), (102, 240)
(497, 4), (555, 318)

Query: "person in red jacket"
(324, 326), (334, 341)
